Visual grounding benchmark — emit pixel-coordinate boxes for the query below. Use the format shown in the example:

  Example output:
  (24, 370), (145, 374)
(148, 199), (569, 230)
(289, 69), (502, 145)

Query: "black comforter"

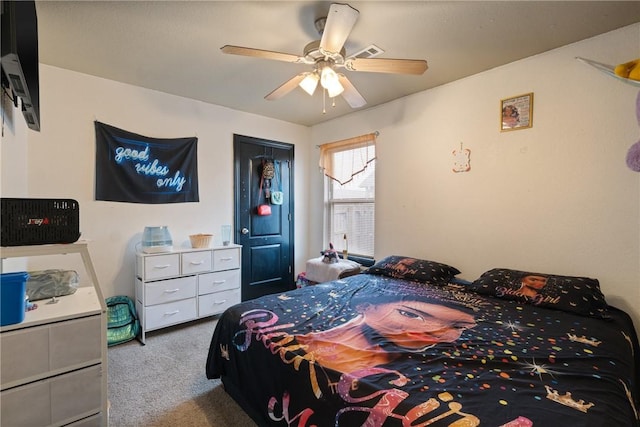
(206, 274), (639, 426)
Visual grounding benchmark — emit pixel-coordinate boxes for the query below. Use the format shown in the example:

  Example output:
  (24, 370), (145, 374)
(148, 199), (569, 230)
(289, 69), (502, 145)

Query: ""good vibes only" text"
(114, 145), (187, 192)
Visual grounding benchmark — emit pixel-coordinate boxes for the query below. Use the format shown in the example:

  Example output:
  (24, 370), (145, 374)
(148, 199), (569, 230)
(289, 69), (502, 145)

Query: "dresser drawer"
(1, 364), (102, 427)
(142, 276), (197, 306)
(198, 288), (241, 317)
(143, 298), (197, 331)
(139, 253), (180, 280)
(182, 250), (212, 275)
(1, 326), (49, 389)
(1, 315), (102, 389)
(51, 365), (102, 424)
(198, 269), (240, 295)
(213, 248), (240, 271)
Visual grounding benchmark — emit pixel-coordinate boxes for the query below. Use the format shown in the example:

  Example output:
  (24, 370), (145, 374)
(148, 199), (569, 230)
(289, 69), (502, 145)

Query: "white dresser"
(0, 242), (108, 427)
(135, 245), (241, 344)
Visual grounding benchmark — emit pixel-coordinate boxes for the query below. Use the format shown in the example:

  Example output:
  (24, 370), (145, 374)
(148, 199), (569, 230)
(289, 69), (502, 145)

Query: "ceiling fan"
(220, 3), (428, 111)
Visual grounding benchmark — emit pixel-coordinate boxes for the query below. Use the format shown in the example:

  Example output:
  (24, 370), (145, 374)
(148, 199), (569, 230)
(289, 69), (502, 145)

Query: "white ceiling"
(35, 1), (640, 127)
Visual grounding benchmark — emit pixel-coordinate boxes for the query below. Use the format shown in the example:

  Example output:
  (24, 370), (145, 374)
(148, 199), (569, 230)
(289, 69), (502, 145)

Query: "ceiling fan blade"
(265, 73), (307, 100)
(320, 3), (359, 54)
(221, 45), (303, 63)
(338, 74), (366, 108)
(346, 57), (428, 75)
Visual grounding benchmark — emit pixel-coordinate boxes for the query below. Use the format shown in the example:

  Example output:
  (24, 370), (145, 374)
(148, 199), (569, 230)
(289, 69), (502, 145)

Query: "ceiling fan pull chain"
(323, 89), (327, 114)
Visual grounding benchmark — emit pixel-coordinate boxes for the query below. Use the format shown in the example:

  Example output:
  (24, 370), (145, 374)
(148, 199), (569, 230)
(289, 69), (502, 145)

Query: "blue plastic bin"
(1, 272), (29, 326)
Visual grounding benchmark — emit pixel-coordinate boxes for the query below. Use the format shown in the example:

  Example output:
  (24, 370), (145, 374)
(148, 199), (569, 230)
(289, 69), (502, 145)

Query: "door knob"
(241, 228), (249, 235)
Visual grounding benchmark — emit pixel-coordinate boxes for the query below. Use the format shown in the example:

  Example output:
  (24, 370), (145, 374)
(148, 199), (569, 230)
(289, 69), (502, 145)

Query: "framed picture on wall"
(500, 92), (533, 131)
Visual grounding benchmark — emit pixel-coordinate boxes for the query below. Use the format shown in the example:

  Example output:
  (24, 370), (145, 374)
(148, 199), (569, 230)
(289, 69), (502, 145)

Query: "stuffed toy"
(321, 243), (339, 264)
(626, 90), (640, 172)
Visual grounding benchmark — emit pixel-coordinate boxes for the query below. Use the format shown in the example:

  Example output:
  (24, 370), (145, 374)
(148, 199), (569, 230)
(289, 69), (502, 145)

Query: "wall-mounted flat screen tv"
(1, 0), (40, 132)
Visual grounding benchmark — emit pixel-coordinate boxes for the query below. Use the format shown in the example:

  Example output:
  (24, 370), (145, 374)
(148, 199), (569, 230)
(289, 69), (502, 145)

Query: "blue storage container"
(1, 272), (29, 326)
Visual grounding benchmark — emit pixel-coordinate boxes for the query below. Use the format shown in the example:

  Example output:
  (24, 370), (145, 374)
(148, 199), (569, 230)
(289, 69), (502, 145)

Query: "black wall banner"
(95, 121), (199, 204)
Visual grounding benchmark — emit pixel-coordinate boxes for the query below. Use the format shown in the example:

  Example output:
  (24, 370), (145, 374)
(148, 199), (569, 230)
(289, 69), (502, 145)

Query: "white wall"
(0, 89), (28, 198)
(310, 24), (640, 329)
(1, 65), (312, 298)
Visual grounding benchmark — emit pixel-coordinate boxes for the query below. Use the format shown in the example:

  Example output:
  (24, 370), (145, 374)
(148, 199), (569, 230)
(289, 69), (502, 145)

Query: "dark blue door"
(234, 134), (295, 301)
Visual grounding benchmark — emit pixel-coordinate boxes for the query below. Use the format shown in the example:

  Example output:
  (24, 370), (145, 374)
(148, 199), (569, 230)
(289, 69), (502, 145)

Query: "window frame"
(320, 134), (376, 266)
(325, 190), (376, 266)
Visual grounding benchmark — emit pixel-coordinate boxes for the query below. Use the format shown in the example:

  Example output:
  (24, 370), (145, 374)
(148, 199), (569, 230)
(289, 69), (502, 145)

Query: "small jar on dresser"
(135, 244), (241, 344)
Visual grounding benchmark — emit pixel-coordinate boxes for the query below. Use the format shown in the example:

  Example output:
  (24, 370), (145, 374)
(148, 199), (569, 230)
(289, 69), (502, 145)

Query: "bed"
(206, 255), (640, 426)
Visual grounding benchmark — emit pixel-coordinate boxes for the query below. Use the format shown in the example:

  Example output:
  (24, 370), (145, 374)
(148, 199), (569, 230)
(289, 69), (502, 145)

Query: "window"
(319, 133), (376, 262)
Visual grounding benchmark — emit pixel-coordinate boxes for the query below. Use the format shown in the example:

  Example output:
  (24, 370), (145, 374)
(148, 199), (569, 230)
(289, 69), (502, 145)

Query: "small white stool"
(305, 257), (361, 283)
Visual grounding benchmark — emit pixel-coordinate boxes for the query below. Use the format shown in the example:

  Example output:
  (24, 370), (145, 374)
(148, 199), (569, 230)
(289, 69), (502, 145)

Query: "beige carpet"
(108, 317), (257, 427)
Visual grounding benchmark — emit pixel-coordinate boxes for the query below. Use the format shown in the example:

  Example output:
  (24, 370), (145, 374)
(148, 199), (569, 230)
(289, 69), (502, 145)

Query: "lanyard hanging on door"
(271, 161), (283, 205)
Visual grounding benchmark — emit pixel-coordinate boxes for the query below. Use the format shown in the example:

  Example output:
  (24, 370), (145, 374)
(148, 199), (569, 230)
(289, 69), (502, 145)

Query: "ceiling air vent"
(351, 44), (384, 59)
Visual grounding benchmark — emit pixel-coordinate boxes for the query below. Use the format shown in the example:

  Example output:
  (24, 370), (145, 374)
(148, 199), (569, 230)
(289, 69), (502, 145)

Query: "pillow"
(468, 268), (609, 318)
(363, 255), (460, 284)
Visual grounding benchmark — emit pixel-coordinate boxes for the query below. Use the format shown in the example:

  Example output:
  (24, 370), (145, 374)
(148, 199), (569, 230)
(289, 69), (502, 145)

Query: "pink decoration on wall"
(453, 142), (471, 173)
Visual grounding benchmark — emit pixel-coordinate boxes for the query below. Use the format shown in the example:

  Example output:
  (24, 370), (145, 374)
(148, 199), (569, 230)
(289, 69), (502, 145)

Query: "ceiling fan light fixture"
(299, 72), (319, 96)
(326, 80), (344, 98)
(320, 64), (337, 87)
(320, 64), (343, 97)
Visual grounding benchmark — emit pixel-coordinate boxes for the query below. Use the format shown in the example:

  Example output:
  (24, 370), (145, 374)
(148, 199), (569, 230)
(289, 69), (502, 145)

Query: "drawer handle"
(220, 257), (233, 261)
(164, 288), (180, 293)
(190, 261), (204, 265)
(213, 280), (226, 284)
(214, 299), (227, 305)
(154, 264), (171, 269)
(165, 310), (180, 316)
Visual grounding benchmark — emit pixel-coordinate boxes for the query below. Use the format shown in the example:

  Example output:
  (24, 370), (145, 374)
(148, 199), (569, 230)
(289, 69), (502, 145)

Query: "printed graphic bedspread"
(206, 273), (639, 426)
